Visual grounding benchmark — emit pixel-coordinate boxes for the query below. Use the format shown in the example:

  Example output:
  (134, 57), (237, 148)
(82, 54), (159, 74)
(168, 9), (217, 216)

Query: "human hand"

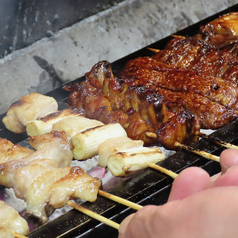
(118, 149), (238, 238)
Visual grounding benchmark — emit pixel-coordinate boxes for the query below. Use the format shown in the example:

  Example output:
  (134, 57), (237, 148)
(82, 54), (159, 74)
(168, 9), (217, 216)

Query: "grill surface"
(1, 4), (238, 238)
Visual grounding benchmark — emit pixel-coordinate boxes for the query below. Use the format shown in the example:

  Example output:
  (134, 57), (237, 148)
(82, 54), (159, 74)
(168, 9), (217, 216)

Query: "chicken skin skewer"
(0, 132), (101, 223)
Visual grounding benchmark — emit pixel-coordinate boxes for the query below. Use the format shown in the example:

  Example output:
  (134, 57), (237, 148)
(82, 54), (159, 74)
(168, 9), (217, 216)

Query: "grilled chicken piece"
(153, 36), (238, 84)
(14, 159), (58, 200)
(157, 111), (199, 150)
(0, 138), (34, 164)
(200, 12), (238, 48)
(17, 164), (101, 223)
(0, 201), (29, 238)
(28, 131), (73, 167)
(2, 92), (58, 133)
(120, 56), (238, 110)
(152, 86), (237, 129)
(0, 131), (73, 187)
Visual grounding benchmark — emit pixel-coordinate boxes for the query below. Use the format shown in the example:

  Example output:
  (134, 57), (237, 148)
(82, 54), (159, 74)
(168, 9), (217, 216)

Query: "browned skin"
(150, 86), (237, 129)
(199, 12), (238, 48)
(65, 63), (201, 149)
(152, 36), (238, 84)
(120, 56), (238, 110)
(157, 111), (199, 150)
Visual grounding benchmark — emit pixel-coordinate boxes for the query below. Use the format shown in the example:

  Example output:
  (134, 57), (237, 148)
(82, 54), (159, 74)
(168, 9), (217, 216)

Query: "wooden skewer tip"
(10, 230), (28, 238)
(147, 47), (160, 53)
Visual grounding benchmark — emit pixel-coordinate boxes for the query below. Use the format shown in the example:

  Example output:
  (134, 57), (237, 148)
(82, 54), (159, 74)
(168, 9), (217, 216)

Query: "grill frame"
(1, 4), (238, 238)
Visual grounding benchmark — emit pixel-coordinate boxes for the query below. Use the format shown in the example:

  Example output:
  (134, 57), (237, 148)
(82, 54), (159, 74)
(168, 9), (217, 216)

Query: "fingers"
(220, 149), (238, 174)
(118, 206), (156, 238)
(168, 166), (210, 202)
(211, 166), (238, 187)
(119, 214), (135, 238)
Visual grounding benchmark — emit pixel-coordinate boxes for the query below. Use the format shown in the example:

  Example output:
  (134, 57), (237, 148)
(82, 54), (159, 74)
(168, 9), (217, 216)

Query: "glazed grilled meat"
(65, 61), (201, 149)
(151, 86), (237, 129)
(65, 13), (238, 150)
(199, 12), (238, 48)
(153, 36), (238, 84)
(66, 78), (166, 145)
(120, 56), (238, 110)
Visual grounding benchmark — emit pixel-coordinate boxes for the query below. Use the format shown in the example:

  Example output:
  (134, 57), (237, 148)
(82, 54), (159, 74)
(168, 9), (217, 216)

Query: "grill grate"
(1, 4), (238, 238)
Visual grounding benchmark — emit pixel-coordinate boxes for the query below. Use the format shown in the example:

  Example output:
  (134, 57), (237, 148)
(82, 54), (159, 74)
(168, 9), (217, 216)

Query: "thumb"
(168, 166), (210, 202)
(220, 149), (238, 174)
(118, 214), (135, 238)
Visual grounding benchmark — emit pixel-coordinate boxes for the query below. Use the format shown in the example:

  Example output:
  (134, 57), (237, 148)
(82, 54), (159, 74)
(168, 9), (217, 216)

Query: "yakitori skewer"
(10, 230), (28, 238)
(174, 142), (220, 162)
(199, 132), (238, 150)
(67, 201), (120, 230)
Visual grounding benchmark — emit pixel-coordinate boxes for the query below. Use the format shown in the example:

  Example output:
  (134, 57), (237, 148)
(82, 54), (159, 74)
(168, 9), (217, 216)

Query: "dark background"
(0, 0), (124, 58)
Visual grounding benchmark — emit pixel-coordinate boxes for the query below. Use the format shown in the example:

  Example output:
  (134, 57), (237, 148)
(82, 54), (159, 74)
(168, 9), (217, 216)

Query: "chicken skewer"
(0, 133), (148, 222)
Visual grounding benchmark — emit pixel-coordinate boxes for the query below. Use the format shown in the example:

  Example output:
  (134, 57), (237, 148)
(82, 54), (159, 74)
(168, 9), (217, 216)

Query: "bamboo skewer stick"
(147, 47), (160, 53)
(98, 190), (142, 210)
(148, 163), (178, 179)
(146, 131), (221, 162)
(174, 142), (220, 162)
(146, 130), (238, 151)
(199, 132), (238, 150)
(67, 201), (120, 230)
(10, 230), (28, 238)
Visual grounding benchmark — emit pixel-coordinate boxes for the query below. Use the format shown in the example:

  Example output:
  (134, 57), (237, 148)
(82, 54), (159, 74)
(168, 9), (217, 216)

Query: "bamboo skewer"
(10, 230), (28, 238)
(147, 47), (160, 53)
(67, 201), (120, 230)
(148, 163), (178, 179)
(146, 131), (222, 162)
(174, 142), (220, 162)
(98, 190), (142, 210)
(199, 132), (238, 150)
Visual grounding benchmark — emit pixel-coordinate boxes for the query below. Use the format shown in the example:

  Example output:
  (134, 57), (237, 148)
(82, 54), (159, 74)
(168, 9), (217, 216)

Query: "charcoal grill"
(1, 4), (238, 238)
